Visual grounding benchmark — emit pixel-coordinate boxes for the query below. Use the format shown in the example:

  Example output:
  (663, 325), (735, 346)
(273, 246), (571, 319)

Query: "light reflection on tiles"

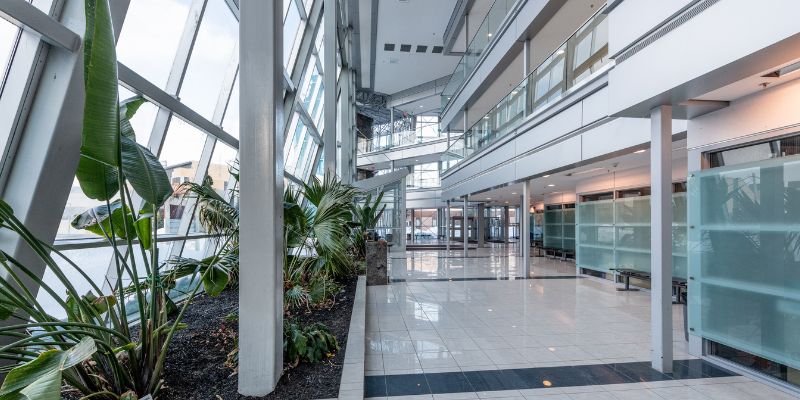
(365, 246), (797, 399)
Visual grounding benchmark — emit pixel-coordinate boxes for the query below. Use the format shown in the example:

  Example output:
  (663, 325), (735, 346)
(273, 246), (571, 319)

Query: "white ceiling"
(695, 57), (800, 102)
(363, 0), (463, 95)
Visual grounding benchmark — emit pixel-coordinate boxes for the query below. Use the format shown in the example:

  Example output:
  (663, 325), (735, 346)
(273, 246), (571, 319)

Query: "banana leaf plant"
(0, 0), (229, 398)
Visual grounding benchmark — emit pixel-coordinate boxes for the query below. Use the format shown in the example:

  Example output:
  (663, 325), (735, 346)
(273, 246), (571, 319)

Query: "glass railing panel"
(441, 5), (609, 173)
(440, 0), (518, 110)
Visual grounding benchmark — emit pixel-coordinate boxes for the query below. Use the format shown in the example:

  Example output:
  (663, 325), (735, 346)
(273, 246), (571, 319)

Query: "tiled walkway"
(364, 246), (797, 399)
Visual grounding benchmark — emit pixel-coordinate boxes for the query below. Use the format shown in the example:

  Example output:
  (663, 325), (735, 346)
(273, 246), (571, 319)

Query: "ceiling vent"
(431, 46), (443, 54)
(384, 43), (395, 51)
(416, 45), (428, 53)
(399, 44), (412, 52)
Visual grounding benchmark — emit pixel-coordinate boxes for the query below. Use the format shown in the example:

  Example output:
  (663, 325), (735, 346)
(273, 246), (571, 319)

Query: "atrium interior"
(1, 0), (800, 399)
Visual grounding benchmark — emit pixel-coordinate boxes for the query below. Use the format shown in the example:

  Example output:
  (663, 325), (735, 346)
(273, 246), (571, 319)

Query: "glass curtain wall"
(542, 203), (575, 252)
(0, 0), (333, 317)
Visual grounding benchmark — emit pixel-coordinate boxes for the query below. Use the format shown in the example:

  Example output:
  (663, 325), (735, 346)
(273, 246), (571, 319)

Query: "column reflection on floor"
(365, 247), (795, 399)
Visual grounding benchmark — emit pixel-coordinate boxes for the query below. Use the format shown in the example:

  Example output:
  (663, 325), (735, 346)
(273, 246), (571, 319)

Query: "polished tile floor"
(364, 245), (798, 399)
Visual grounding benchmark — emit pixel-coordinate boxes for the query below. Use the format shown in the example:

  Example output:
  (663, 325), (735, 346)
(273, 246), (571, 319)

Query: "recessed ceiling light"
(511, 192), (517, 195)
(547, 184), (555, 187)
(634, 149), (646, 154)
(419, 105), (423, 108)
(543, 174), (550, 178)
(487, 33), (493, 37)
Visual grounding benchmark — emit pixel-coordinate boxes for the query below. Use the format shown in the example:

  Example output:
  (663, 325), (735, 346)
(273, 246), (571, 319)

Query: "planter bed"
(159, 276), (358, 399)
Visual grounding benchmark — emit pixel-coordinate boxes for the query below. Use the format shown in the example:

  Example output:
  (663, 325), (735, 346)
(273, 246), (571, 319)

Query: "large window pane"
(0, 18), (19, 95)
(189, 142), (237, 234)
(36, 248), (114, 319)
(179, 0), (238, 120)
(160, 118), (206, 234)
(222, 75), (240, 139)
(283, 0), (305, 71)
(117, 0), (192, 89)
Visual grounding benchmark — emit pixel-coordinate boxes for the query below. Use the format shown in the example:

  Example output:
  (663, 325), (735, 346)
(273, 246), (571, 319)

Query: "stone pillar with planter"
(365, 239), (388, 285)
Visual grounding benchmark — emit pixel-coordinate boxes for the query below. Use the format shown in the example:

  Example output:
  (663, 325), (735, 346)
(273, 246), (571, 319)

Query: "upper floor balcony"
(440, 0), (519, 112)
(441, 5), (609, 172)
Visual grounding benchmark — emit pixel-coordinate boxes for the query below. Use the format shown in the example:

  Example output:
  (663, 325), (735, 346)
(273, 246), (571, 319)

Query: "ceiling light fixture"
(633, 149), (647, 154)
(547, 184), (555, 187)
(487, 33), (493, 37)
(511, 192), (517, 195)
(566, 167), (606, 177)
(543, 174), (550, 178)
(762, 60), (800, 78)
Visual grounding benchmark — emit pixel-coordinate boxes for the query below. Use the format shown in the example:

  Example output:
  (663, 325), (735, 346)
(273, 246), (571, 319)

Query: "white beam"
(650, 105), (673, 373)
(238, 0), (284, 394)
(0, 0), (80, 51)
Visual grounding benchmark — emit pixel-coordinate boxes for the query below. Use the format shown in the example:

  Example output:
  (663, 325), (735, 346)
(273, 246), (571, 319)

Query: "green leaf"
(75, 155), (119, 201)
(120, 136), (173, 207)
(202, 263), (230, 297)
(70, 200), (137, 240)
(0, 292), (16, 320)
(119, 96), (146, 140)
(136, 203), (153, 250)
(0, 337), (96, 400)
(82, 0), (119, 166)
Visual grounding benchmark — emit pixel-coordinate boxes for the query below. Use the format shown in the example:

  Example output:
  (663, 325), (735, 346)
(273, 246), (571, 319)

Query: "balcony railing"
(441, 6), (609, 172)
(440, 0), (517, 111)
(357, 129), (446, 154)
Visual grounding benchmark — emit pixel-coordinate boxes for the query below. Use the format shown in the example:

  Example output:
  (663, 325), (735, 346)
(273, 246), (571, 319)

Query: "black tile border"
(389, 276), (585, 283)
(364, 359), (737, 397)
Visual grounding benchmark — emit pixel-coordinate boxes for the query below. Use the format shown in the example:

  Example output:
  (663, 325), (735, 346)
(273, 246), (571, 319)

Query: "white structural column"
(338, 67), (354, 183)
(322, 0), (337, 176)
(502, 206), (509, 243)
(238, 0), (284, 395)
(650, 105), (673, 373)
(521, 181), (532, 277)
(446, 200), (451, 252)
(477, 204), (485, 248)
(462, 195), (469, 255)
(410, 208), (415, 243)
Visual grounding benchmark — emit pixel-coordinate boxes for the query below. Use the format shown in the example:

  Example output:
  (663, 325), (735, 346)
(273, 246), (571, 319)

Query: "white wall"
(608, 0), (693, 55)
(574, 161), (688, 195)
(609, 0), (800, 116)
(689, 78), (800, 155)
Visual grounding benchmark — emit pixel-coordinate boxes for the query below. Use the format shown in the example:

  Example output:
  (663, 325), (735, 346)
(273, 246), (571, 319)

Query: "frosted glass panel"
(577, 194), (687, 276)
(689, 155), (800, 370)
(578, 200), (613, 224)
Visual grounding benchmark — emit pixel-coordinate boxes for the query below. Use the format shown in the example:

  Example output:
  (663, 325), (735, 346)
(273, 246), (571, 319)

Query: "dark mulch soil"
(159, 276), (358, 400)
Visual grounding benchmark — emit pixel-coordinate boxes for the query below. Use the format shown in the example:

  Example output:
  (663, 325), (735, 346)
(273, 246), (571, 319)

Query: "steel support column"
(238, 0), (284, 394)
(650, 105), (673, 373)
(323, 0), (337, 176)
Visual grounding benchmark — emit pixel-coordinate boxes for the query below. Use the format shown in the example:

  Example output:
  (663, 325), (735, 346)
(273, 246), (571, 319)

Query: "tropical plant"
(0, 1), (227, 398)
(283, 322), (339, 367)
(351, 191), (386, 259)
(283, 174), (357, 309)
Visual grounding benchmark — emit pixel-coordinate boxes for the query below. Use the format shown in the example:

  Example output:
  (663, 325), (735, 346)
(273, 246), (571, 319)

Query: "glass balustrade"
(441, 0), (517, 109)
(357, 116), (445, 154)
(441, 6), (609, 171)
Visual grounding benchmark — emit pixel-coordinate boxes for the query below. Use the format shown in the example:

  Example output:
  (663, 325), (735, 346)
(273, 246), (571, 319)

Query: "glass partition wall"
(575, 188), (687, 278)
(689, 140), (800, 387)
(441, 7), (609, 170)
(542, 204), (575, 253)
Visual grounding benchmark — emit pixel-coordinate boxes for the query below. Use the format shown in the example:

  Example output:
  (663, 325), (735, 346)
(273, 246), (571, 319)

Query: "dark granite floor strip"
(389, 276), (584, 283)
(364, 359), (737, 397)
